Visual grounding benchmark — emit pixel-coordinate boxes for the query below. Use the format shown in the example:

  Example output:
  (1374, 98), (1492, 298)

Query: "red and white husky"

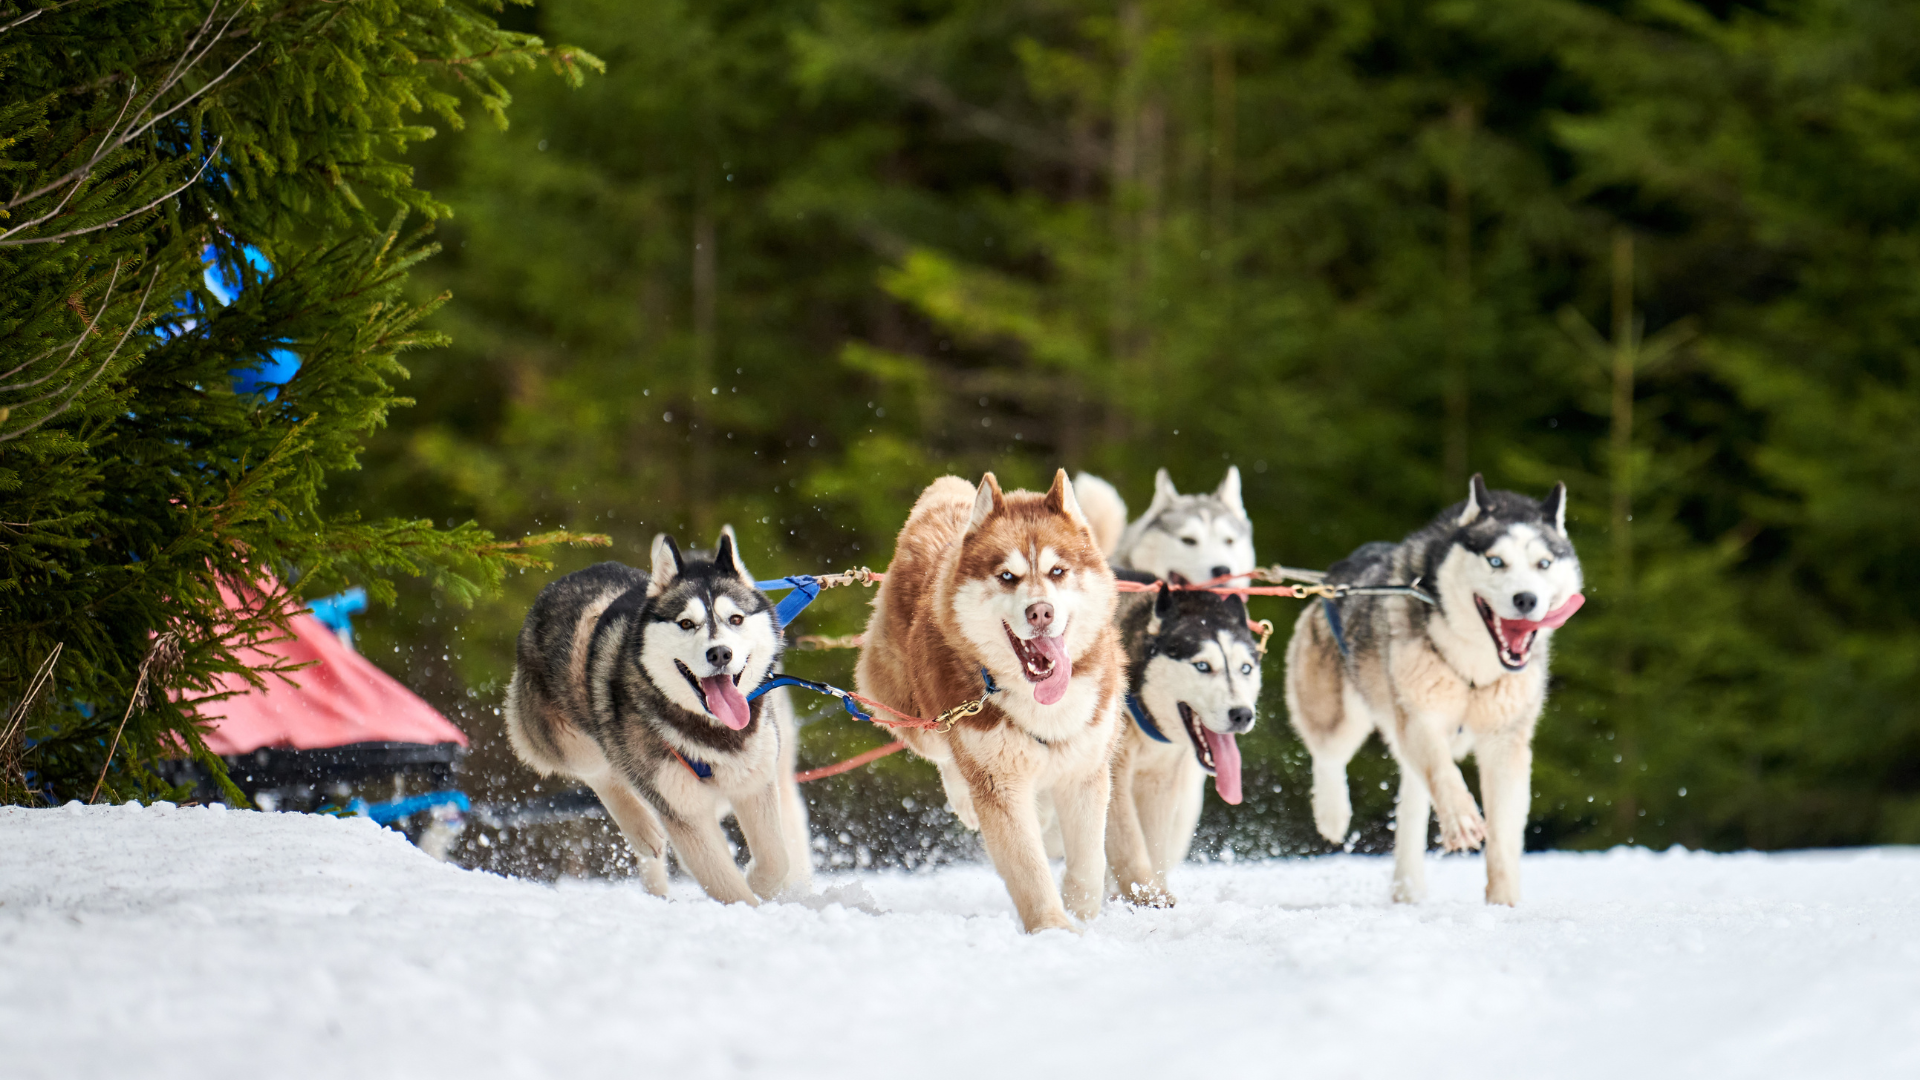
(856, 471), (1129, 933)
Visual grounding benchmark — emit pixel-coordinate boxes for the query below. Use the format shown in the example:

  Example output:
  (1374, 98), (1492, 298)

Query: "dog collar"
(1126, 694), (1174, 744)
(980, 667), (1001, 696)
(669, 747), (713, 780)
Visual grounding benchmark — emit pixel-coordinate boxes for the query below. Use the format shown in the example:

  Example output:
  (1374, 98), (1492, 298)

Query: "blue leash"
(748, 673), (874, 723)
(1126, 694), (1173, 744)
(754, 575), (826, 627)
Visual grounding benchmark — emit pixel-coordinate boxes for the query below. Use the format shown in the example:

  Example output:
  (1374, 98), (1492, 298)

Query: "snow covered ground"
(3, 804), (1916, 1080)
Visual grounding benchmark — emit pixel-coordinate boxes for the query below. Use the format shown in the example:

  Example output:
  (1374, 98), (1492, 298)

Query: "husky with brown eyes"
(857, 470), (1126, 934)
(504, 528), (811, 906)
(1285, 474), (1584, 907)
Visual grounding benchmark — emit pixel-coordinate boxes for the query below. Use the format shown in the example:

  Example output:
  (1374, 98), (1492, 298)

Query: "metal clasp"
(933, 698), (985, 733)
(1253, 618), (1275, 656)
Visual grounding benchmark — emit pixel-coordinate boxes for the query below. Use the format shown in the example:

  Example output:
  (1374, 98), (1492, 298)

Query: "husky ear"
(1216, 465), (1246, 520)
(967, 472), (1006, 534)
(1149, 581), (1173, 633)
(1042, 468), (1086, 528)
(647, 534), (684, 596)
(1149, 468), (1180, 513)
(1222, 591), (1247, 623)
(1542, 482), (1568, 534)
(713, 525), (751, 581)
(1458, 472), (1491, 526)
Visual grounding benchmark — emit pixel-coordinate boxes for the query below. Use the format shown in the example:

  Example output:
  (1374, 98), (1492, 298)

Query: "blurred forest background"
(9, 0), (1912, 869)
(323, 0), (1920, 870)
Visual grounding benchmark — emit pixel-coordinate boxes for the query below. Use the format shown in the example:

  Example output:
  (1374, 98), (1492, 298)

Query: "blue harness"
(754, 575), (827, 628)
(1322, 598), (1352, 660)
(1126, 694), (1174, 744)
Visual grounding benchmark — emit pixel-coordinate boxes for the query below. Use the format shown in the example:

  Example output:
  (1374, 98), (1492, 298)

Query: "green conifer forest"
(8, 1), (1918, 865)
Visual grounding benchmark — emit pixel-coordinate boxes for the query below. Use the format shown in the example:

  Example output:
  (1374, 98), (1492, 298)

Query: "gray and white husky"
(504, 529), (812, 903)
(1106, 575), (1263, 904)
(1062, 466), (1258, 866)
(1074, 467), (1255, 586)
(1285, 475), (1584, 906)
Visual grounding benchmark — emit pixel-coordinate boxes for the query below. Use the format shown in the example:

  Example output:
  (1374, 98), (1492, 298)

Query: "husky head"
(1436, 474), (1585, 674)
(638, 527), (781, 730)
(952, 469), (1117, 707)
(1138, 583), (1262, 805)
(1124, 467), (1256, 586)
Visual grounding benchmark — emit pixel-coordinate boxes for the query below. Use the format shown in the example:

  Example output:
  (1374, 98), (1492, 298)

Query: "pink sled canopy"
(188, 603), (467, 756)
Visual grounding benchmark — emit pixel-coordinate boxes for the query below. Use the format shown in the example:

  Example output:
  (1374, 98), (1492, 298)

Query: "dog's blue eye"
(1537, 558), (1551, 570)
(999, 571), (1016, 584)
(1241, 664), (1253, 675)
(1193, 661), (1212, 673)
(1049, 566), (1066, 578)
(1487, 556), (1504, 569)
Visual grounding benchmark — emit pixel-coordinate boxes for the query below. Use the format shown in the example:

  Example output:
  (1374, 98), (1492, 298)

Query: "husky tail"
(1073, 472), (1128, 558)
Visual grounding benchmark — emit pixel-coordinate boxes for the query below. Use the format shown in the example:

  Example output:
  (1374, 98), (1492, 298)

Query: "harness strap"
(755, 575), (825, 627)
(1322, 598), (1352, 660)
(1126, 694), (1173, 744)
(749, 674), (874, 723)
(747, 669), (1003, 734)
(669, 747), (714, 780)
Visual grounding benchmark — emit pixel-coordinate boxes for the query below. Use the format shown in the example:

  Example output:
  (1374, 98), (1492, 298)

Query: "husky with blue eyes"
(504, 528), (811, 905)
(1285, 474), (1584, 906)
(1104, 576), (1263, 906)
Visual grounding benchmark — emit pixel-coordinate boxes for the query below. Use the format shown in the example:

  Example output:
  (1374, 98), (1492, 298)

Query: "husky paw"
(1437, 805), (1487, 852)
(1312, 786), (1352, 846)
(1024, 909), (1081, 935)
(1391, 875), (1426, 904)
(1485, 878), (1520, 907)
(1062, 879), (1103, 922)
(1115, 880), (1175, 908)
(638, 855), (671, 898)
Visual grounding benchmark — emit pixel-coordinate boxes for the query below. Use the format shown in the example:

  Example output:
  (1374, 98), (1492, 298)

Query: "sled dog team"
(506, 467), (1585, 932)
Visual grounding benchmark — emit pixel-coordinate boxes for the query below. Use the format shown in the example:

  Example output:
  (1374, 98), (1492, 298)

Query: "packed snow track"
(2, 804), (1915, 1079)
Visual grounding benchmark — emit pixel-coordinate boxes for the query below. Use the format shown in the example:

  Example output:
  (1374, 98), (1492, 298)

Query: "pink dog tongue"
(700, 675), (752, 730)
(1205, 729), (1242, 805)
(1505, 593), (1587, 643)
(1030, 634), (1072, 705)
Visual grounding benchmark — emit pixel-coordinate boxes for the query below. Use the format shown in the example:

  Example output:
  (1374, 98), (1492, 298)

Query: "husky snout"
(1025, 600), (1054, 632)
(706, 644), (734, 671)
(1512, 591), (1537, 616)
(1227, 705), (1254, 732)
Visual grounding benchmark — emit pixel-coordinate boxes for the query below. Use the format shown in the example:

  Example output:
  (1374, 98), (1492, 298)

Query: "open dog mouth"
(1002, 622), (1071, 705)
(674, 658), (753, 730)
(1475, 596), (1538, 671)
(1177, 703), (1243, 805)
(1473, 593), (1586, 672)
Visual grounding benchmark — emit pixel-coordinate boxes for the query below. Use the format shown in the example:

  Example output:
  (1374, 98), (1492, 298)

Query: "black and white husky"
(1285, 475), (1584, 906)
(1073, 467), (1256, 586)
(504, 529), (812, 903)
(1106, 576), (1262, 904)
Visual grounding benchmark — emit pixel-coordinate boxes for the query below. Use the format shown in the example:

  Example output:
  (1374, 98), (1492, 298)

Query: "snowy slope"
(2, 804), (1916, 1080)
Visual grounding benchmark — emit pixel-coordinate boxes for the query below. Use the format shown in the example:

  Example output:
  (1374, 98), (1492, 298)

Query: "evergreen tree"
(0, 0), (601, 806)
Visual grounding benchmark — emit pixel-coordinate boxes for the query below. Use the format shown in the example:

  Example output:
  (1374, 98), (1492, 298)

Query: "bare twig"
(2, 642), (63, 748)
(0, 137), (226, 247)
(1, 1), (85, 35)
(0, 264), (158, 442)
(0, 261), (118, 398)
(90, 633), (181, 804)
(0, 1), (258, 245)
